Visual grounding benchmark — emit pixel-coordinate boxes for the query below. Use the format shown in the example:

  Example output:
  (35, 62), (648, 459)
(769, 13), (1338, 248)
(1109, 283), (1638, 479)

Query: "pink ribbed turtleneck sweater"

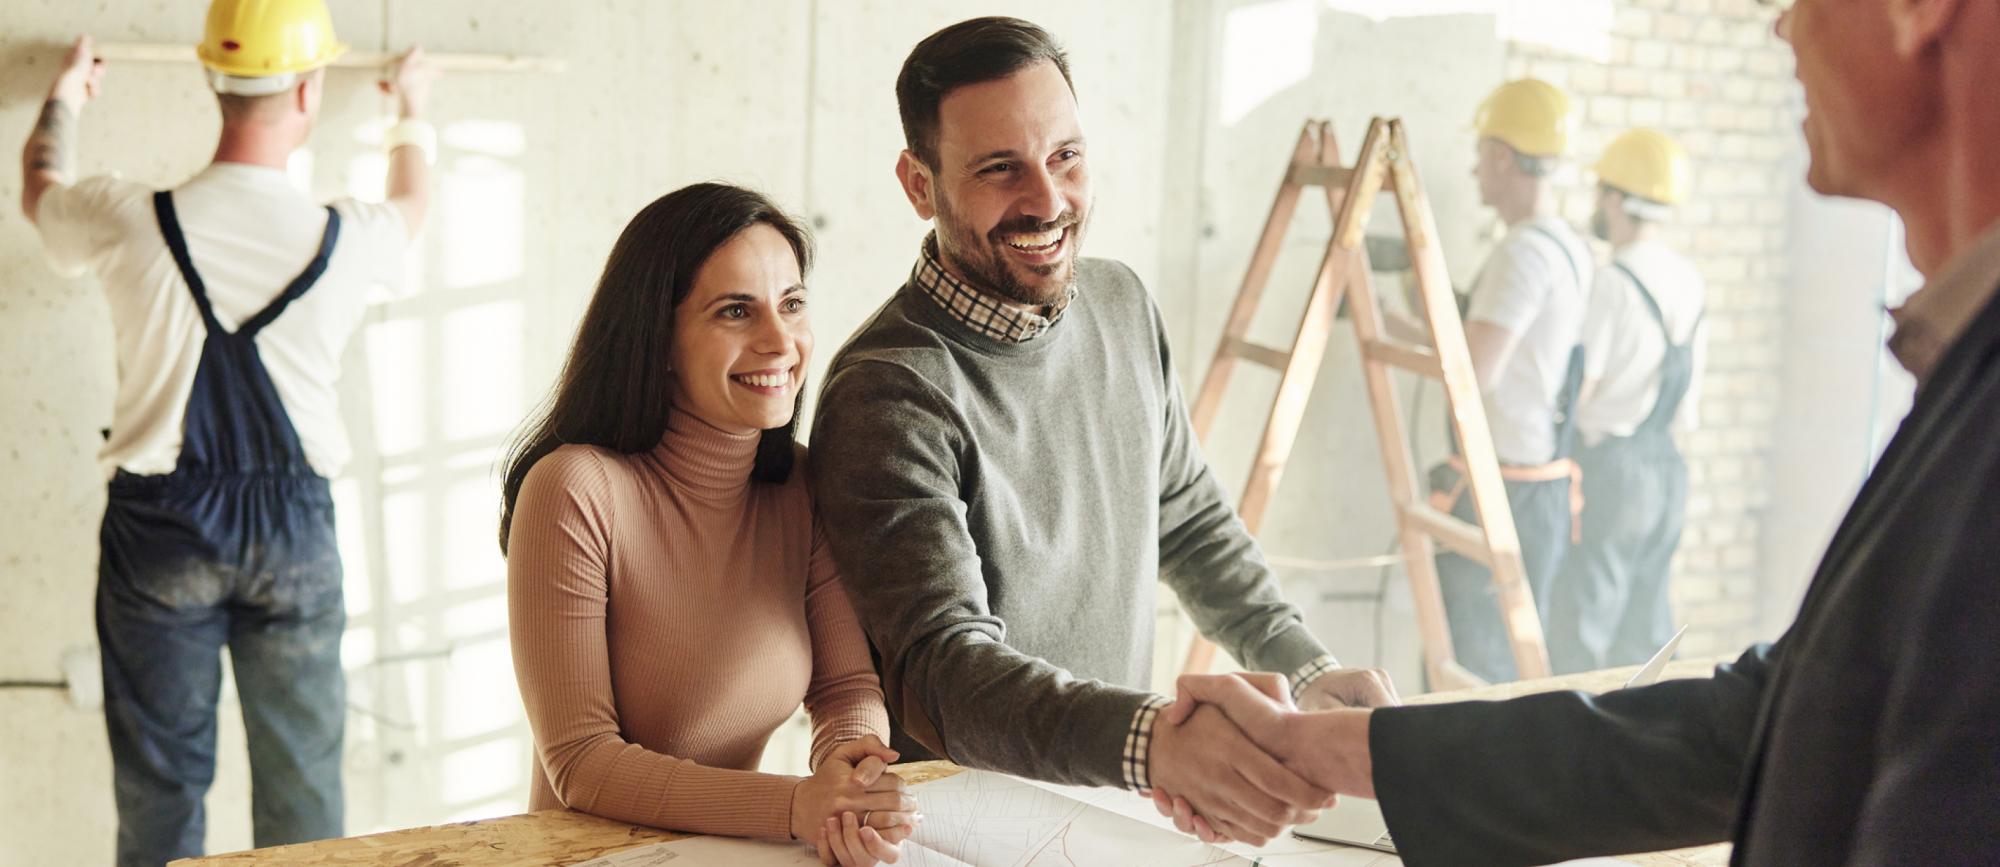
(506, 407), (889, 839)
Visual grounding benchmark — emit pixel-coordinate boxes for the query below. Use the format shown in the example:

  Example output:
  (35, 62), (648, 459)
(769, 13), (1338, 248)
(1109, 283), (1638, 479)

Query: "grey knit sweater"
(807, 255), (1329, 787)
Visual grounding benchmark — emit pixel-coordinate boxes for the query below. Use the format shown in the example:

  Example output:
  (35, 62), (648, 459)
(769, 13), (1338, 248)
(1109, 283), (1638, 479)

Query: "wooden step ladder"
(1182, 118), (1550, 690)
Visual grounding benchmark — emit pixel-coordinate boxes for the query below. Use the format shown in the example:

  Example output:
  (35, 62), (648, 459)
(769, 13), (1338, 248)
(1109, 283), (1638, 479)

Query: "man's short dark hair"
(896, 17), (1074, 168)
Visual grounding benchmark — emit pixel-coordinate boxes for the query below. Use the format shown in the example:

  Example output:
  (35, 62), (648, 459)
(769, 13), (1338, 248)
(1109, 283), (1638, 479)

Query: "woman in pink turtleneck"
(498, 184), (915, 866)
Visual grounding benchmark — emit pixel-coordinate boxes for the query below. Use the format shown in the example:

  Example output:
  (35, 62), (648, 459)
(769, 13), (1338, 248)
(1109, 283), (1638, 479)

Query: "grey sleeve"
(1150, 303), (1330, 676)
(808, 361), (1152, 787)
(1370, 643), (1773, 866)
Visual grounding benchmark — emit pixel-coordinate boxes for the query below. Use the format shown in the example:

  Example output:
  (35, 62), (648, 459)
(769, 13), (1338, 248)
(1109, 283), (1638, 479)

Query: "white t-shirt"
(1575, 240), (1708, 447)
(1465, 215), (1593, 465)
(36, 163), (408, 479)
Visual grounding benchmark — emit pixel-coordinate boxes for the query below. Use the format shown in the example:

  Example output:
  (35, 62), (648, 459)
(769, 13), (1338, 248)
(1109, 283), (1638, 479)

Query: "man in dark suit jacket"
(1148, 1), (2000, 864)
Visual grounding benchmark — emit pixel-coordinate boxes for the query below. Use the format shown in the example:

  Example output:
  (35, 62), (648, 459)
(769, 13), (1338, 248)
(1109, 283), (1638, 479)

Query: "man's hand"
(379, 45), (439, 119)
(1148, 672), (1300, 843)
(1167, 673), (1378, 802)
(1296, 666), (1401, 711)
(379, 45), (439, 235)
(49, 36), (104, 108)
(1145, 690), (1334, 847)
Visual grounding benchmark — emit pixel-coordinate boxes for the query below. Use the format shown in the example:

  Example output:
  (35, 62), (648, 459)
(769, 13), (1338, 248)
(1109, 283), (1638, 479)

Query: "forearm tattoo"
(27, 99), (76, 179)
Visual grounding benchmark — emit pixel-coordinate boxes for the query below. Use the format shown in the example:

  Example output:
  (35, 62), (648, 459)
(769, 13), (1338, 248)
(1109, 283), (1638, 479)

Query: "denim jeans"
(1434, 474), (1573, 684)
(96, 473), (346, 867)
(1545, 434), (1688, 675)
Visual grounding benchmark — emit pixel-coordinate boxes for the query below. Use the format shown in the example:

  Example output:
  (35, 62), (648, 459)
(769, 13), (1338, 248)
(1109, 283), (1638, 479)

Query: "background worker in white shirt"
(1425, 78), (1595, 683)
(18, 0), (435, 862)
(1545, 129), (1706, 675)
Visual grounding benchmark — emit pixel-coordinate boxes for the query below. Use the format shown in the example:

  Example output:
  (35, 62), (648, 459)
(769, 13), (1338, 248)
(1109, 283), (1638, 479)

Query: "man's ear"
(895, 149), (936, 221)
(1889, 0), (1963, 58)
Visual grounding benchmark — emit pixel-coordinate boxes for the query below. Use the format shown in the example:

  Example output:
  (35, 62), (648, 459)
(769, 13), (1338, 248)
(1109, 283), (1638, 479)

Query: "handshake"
(1142, 667), (1397, 846)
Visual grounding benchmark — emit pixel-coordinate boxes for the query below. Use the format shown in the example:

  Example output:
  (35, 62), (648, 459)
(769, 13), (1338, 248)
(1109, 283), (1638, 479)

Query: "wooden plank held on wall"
(91, 42), (565, 74)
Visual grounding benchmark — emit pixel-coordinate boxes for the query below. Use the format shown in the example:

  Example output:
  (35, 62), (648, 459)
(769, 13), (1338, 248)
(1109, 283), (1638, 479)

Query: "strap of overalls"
(150, 190), (341, 477)
(151, 190), (341, 338)
(1522, 224), (1588, 459)
(1612, 261), (1704, 436)
(153, 191), (222, 332)
(1525, 225), (1587, 541)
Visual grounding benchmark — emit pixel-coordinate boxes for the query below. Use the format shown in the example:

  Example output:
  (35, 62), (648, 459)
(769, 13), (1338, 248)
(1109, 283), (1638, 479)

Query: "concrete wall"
(1763, 193), (1915, 634)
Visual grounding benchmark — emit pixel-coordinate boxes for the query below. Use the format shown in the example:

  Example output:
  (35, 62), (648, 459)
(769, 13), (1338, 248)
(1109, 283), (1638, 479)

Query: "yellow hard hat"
(197, 0), (347, 94)
(1595, 128), (1692, 205)
(1472, 78), (1574, 158)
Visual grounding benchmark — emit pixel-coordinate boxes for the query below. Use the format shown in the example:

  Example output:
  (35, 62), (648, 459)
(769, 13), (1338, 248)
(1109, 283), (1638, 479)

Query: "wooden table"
(177, 659), (1731, 866)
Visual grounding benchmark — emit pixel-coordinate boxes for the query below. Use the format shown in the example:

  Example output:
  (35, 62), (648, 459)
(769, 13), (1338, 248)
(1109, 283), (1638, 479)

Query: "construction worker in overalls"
(1545, 129), (1704, 675)
(1427, 78), (1594, 683)
(18, 1), (435, 862)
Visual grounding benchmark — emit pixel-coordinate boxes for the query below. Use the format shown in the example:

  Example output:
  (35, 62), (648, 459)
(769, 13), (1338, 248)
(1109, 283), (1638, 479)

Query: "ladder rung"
(1362, 338), (1444, 378)
(1401, 502), (1492, 566)
(1287, 163), (1354, 188)
(1223, 337), (1292, 371)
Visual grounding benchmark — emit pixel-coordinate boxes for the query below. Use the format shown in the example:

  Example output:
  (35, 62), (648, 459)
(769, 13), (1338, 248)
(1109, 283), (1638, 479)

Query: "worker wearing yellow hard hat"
(1427, 78), (1595, 683)
(1545, 128), (1707, 676)
(197, 0), (348, 95)
(1473, 77), (1575, 162)
(18, 1), (438, 861)
(1594, 127), (1694, 216)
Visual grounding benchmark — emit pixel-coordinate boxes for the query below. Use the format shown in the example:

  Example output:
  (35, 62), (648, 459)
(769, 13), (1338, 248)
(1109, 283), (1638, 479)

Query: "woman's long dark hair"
(498, 183), (814, 554)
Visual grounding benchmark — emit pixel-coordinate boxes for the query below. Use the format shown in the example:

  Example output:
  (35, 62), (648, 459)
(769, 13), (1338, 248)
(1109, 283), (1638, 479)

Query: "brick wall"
(1507, 0), (1801, 657)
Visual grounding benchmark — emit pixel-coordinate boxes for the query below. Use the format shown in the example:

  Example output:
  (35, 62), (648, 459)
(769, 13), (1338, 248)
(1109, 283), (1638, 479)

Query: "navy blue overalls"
(1545, 262), (1701, 674)
(1429, 224), (1588, 684)
(96, 191), (346, 866)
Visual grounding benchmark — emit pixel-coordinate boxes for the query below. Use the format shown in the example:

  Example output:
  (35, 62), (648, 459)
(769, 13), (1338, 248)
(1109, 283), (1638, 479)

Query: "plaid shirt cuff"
(1121, 695), (1172, 792)
(1289, 655), (1341, 704)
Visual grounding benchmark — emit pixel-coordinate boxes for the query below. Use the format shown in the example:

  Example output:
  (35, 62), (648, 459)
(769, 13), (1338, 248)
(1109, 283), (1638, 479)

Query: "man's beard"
(934, 190), (1087, 308)
(1590, 208), (1611, 242)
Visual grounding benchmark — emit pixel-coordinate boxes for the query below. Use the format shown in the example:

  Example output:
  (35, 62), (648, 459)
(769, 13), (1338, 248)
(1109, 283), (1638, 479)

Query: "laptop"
(1293, 626), (1689, 853)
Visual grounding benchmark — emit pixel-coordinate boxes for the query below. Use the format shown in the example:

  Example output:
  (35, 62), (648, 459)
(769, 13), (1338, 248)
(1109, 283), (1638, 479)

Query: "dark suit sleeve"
(1848, 464), (2000, 866)
(1369, 644), (1774, 866)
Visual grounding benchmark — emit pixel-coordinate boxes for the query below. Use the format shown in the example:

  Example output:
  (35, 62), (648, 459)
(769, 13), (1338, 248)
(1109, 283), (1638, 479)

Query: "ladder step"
(1362, 338), (1444, 378)
(1223, 337), (1292, 371)
(1287, 163), (1354, 188)
(1401, 502), (1493, 567)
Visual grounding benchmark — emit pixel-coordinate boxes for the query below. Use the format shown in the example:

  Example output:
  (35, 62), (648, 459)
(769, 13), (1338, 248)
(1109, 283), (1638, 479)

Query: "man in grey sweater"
(808, 17), (1396, 846)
